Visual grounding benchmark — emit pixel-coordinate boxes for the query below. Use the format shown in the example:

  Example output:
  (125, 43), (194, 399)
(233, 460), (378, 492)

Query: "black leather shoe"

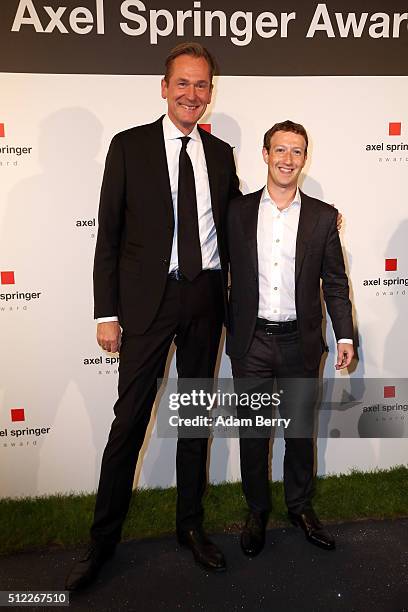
(288, 508), (335, 550)
(177, 528), (226, 572)
(241, 511), (267, 557)
(65, 542), (116, 591)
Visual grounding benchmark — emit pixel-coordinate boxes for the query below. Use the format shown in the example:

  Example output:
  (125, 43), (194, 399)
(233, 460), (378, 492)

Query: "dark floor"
(1, 519), (407, 612)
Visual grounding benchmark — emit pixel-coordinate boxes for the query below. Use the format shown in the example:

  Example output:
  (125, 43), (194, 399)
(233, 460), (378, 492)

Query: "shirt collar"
(162, 114), (201, 143)
(261, 186), (301, 211)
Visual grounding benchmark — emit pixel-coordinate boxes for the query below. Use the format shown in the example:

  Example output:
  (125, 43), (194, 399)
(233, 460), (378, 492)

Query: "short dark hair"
(263, 120), (308, 154)
(164, 42), (216, 84)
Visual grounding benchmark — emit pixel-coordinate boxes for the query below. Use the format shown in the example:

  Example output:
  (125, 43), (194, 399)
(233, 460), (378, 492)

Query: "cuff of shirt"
(96, 316), (119, 323)
(337, 338), (353, 344)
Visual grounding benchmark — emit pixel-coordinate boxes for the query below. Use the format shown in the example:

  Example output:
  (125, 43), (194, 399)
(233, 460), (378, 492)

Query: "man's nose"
(185, 84), (196, 99)
(283, 150), (293, 164)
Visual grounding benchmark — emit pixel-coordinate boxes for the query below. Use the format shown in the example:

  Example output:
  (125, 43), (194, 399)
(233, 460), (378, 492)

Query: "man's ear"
(262, 147), (269, 164)
(161, 77), (167, 100)
(208, 83), (214, 104)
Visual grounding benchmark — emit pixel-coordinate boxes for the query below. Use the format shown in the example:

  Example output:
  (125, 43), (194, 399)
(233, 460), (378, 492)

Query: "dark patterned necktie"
(177, 136), (202, 281)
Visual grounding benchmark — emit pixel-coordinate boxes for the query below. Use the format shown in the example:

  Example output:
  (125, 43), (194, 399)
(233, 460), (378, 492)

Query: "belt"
(168, 269), (186, 281)
(256, 318), (298, 335)
(168, 269), (221, 281)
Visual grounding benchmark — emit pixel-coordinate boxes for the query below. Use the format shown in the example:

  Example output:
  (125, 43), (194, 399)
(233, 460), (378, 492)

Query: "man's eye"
(293, 150), (302, 155)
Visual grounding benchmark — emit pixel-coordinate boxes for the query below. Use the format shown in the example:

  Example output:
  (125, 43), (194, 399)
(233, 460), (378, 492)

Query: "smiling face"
(262, 130), (307, 192)
(161, 54), (213, 135)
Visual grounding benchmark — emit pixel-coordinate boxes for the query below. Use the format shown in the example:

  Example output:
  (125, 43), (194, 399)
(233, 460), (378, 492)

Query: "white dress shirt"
(97, 114), (218, 323)
(257, 186), (300, 322)
(257, 186), (352, 344)
(162, 114), (220, 273)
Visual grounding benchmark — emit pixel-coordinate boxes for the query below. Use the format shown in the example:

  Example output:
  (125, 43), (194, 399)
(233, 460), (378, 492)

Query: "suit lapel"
(199, 127), (221, 228)
(295, 190), (320, 282)
(241, 189), (263, 281)
(146, 116), (174, 229)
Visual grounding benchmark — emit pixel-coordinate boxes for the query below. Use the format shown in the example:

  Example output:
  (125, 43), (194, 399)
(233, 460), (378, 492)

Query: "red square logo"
(384, 386), (395, 398)
(199, 123), (211, 133)
(11, 408), (25, 422)
(389, 122), (401, 136)
(0, 123), (4, 138)
(1, 271), (15, 284)
(385, 259), (397, 272)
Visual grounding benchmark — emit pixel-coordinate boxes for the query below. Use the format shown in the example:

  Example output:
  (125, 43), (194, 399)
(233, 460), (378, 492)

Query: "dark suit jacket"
(93, 116), (241, 334)
(226, 188), (353, 370)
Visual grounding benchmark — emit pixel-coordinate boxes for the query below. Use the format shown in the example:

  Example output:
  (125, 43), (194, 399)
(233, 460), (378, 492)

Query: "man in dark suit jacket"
(226, 120), (353, 557)
(66, 42), (240, 590)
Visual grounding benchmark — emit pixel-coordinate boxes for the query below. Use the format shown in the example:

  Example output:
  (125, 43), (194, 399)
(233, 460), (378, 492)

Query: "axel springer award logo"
(1, 408), (52, 449)
(0, 122), (33, 168)
(365, 121), (408, 164)
(385, 258), (397, 272)
(0, 270), (43, 313)
(362, 258), (407, 298)
(1, 271), (15, 284)
(82, 354), (119, 376)
(75, 217), (96, 239)
(388, 122), (401, 136)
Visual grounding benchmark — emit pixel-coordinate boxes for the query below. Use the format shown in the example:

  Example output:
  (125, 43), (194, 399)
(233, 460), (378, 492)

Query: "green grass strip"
(1, 466), (407, 556)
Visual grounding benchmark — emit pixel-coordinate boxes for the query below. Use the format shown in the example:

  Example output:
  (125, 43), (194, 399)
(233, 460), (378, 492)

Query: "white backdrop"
(0, 73), (407, 498)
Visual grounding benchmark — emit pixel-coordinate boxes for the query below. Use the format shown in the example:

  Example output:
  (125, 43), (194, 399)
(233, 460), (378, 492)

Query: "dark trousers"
(231, 328), (319, 515)
(91, 271), (224, 544)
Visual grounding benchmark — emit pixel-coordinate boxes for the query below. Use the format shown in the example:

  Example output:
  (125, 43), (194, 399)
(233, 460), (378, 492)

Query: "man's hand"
(336, 212), (342, 231)
(97, 321), (121, 353)
(335, 343), (354, 370)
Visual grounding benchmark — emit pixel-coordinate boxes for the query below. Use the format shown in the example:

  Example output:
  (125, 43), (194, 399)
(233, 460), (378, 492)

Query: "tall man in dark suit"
(66, 43), (240, 590)
(226, 120), (354, 557)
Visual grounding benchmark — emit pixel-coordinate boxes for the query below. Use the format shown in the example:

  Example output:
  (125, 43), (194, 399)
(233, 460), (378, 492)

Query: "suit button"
(163, 258), (168, 265)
